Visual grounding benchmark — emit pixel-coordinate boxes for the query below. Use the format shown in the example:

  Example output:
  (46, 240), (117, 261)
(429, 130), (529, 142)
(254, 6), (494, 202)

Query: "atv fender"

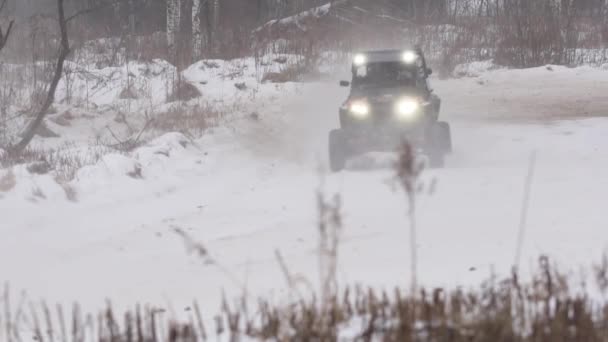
(430, 94), (441, 121)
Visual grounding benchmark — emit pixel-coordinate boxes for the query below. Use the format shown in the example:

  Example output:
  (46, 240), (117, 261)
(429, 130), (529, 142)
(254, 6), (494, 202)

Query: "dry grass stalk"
(2, 255), (608, 341)
(317, 191), (342, 314)
(395, 141), (426, 303)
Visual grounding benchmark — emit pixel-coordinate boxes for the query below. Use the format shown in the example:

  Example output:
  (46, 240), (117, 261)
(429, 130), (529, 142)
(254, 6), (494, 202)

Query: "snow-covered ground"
(1, 63), (608, 316)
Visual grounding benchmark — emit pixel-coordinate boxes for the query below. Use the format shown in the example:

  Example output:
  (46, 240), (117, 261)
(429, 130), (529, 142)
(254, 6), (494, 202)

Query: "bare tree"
(9, 0), (70, 153)
(192, 0), (202, 60)
(167, 0), (181, 59)
(0, 0), (14, 53)
(210, 0), (220, 55)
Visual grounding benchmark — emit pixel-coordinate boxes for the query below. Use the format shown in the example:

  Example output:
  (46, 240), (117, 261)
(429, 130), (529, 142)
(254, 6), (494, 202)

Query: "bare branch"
(104, 117), (154, 152)
(105, 126), (125, 147)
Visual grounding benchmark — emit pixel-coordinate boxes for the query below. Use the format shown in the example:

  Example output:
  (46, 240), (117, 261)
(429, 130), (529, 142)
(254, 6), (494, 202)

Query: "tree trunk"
(603, 0), (608, 45)
(128, 0), (135, 33)
(10, 0), (70, 154)
(167, 0), (181, 59)
(210, 0), (220, 56)
(256, 0), (264, 22)
(192, 0), (202, 60)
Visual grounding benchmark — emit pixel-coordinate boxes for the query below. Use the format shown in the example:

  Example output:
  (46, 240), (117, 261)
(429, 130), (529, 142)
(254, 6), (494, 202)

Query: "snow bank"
(0, 133), (197, 202)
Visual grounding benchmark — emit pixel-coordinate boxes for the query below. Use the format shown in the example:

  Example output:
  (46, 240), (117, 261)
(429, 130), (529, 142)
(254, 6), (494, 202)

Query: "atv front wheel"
(426, 122), (452, 168)
(329, 129), (349, 172)
(427, 150), (445, 168)
(437, 121), (452, 153)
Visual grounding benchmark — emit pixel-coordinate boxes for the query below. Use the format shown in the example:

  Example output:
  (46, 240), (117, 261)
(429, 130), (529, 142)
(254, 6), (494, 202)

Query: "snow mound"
(453, 60), (498, 78)
(134, 133), (191, 176)
(76, 154), (142, 183)
(136, 132), (189, 158)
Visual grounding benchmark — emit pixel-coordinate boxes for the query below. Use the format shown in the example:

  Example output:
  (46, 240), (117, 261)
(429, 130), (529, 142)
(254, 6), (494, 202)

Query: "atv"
(329, 48), (452, 172)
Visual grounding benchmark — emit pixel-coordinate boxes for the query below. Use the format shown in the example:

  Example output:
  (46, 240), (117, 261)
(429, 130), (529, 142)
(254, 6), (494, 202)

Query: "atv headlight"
(349, 101), (370, 118)
(402, 51), (418, 64)
(353, 54), (367, 66)
(396, 98), (420, 119)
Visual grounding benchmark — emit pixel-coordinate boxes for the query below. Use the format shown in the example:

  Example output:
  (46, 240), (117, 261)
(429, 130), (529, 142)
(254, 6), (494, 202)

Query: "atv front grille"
(368, 102), (398, 123)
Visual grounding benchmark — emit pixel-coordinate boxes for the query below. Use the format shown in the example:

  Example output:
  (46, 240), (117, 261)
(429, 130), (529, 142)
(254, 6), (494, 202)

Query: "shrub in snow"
(273, 56), (288, 64)
(61, 183), (78, 202)
(166, 81), (201, 103)
(26, 160), (52, 175)
(261, 63), (307, 83)
(202, 61), (220, 69)
(261, 71), (289, 83)
(118, 86), (140, 100)
(152, 105), (220, 137)
(0, 169), (16, 192)
(127, 163), (143, 179)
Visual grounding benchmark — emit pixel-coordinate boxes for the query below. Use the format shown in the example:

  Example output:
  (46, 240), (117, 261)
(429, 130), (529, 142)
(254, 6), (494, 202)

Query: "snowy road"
(2, 65), (608, 313)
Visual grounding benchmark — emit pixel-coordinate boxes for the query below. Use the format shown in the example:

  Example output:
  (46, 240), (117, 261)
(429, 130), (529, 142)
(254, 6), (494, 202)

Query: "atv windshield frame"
(350, 61), (430, 94)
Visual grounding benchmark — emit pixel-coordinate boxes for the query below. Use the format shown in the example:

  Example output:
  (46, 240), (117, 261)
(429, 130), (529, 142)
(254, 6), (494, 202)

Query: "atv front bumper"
(340, 125), (428, 153)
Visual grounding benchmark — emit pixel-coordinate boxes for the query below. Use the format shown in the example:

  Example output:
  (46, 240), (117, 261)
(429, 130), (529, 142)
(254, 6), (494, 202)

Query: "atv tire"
(329, 129), (349, 172)
(437, 121), (452, 153)
(427, 150), (445, 168)
(426, 122), (451, 169)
